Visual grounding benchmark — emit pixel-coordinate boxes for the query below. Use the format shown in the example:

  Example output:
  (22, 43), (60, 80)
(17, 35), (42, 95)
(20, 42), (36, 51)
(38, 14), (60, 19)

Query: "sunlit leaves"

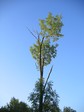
(39, 13), (63, 42)
(30, 13), (63, 69)
(30, 39), (58, 68)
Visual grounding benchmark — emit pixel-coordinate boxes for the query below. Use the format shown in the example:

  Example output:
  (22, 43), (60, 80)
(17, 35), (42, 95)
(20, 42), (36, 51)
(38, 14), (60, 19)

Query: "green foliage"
(30, 12), (63, 69)
(30, 40), (58, 67)
(8, 97), (31, 112)
(63, 107), (76, 112)
(0, 106), (9, 112)
(8, 97), (19, 112)
(0, 97), (31, 112)
(39, 12), (63, 41)
(28, 79), (60, 112)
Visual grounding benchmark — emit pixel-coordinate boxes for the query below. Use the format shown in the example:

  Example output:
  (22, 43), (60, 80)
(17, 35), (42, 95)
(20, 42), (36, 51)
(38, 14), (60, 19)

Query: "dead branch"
(26, 26), (38, 40)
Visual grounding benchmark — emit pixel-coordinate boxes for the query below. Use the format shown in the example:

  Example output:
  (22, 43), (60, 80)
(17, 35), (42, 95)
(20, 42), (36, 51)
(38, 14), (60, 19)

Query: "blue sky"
(0, 0), (84, 111)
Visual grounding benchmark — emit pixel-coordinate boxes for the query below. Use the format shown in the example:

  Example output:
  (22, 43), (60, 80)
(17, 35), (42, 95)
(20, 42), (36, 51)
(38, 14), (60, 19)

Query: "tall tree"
(30, 12), (63, 112)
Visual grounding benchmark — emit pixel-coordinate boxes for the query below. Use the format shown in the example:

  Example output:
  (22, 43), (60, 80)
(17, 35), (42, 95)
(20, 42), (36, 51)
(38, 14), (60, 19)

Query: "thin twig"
(26, 26), (38, 40)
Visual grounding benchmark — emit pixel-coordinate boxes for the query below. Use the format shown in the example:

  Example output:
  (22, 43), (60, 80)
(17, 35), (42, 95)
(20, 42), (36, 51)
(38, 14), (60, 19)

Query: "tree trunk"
(39, 76), (43, 112)
(39, 49), (43, 112)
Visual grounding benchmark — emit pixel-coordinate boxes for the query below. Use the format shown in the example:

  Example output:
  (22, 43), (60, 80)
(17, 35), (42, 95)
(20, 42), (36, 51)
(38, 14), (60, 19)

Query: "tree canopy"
(63, 107), (76, 112)
(30, 13), (63, 70)
(0, 97), (31, 112)
(28, 79), (60, 112)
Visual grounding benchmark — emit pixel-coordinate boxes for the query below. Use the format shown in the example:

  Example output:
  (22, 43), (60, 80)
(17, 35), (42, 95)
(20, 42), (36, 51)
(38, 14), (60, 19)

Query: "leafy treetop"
(30, 13), (63, 69)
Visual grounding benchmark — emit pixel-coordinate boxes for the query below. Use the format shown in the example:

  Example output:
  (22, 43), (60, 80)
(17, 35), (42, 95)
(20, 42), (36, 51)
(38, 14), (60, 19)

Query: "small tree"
(0, 97), (31, 112)
(63, 107), (76, 112)
(29, 12), (63, 112)
(0, 106), (9, 112)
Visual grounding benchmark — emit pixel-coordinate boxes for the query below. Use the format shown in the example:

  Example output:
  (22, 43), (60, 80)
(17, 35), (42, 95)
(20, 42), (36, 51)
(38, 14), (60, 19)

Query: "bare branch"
(43, 66), (53, 106)
(44, 65), (53, 91)
(26, 26), (38, 40)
